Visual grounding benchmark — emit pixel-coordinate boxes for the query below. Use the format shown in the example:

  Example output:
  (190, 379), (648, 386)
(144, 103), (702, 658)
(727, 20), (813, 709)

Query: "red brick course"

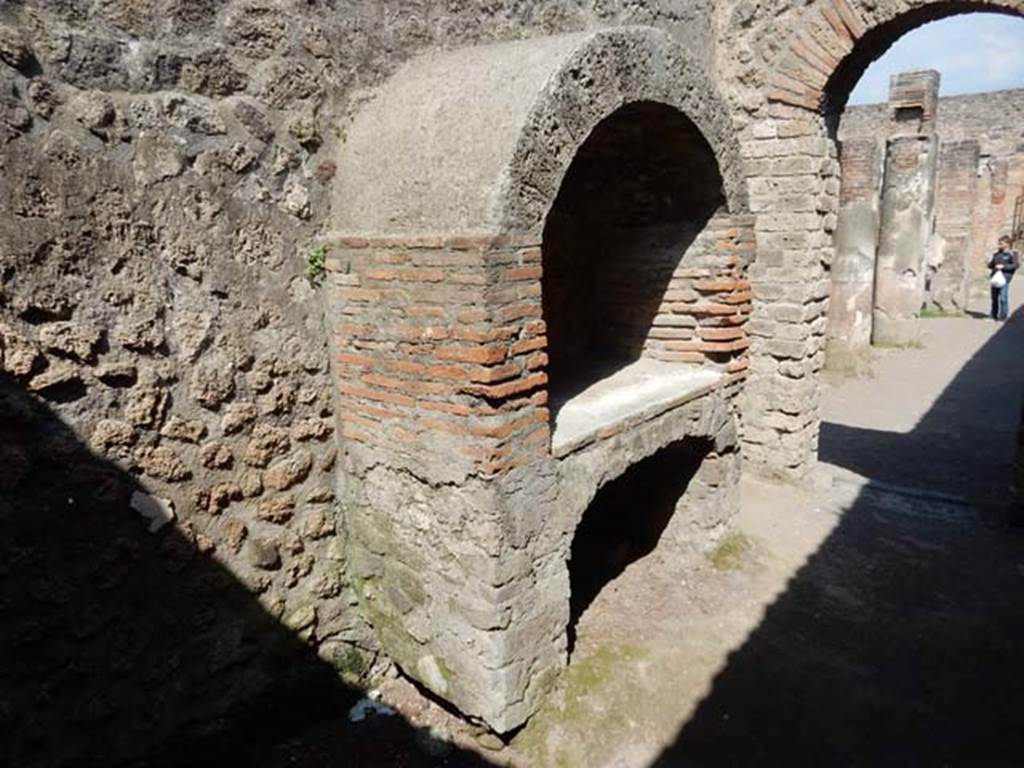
(327, 216), (753, 474)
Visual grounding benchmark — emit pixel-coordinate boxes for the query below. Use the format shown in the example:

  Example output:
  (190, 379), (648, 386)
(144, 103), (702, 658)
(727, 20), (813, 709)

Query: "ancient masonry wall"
(0, 3), (720, 766)
(596, 217), (755, 369)
(0, 5), (363, 765)
(324, 213), (755, 729)
(6, 0), (1024, 758)
(841, 87), (1024, 306)
(727, 0), (1024, 479)
(329, 235), (552, 480)
(840, 88), (1024, 151)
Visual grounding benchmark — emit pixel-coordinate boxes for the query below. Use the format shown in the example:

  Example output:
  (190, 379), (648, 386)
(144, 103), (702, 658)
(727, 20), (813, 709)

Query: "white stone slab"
(551, 359), (724, 457)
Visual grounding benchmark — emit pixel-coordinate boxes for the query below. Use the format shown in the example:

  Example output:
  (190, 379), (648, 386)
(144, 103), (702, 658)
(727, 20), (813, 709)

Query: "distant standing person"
(987, 235), (1019, 321)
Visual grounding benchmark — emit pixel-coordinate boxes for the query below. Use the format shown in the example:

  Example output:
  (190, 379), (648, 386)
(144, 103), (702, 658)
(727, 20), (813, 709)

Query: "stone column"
(826, 137), (882, 372)
(928, 140), (980, 312)
(872, 133), (939, 346)
(739, 109), (833, 480)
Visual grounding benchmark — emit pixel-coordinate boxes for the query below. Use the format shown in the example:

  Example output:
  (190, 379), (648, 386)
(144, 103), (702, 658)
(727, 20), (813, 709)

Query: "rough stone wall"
(840, 88), (1024, 155)
(0, 3), (378, 764)
(8, 0), (1024, 753)
(0, 0), (736, 757)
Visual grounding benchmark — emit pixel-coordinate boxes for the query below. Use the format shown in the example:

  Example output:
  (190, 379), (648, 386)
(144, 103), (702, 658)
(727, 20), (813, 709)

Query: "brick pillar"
(741, 107), (834, 479)
(887, 70), (940, 136)
(326, 234), (553, 732)
(826, 137), (882, 371)
(872, 134), (939, 346)
(928, 140), (980, 312)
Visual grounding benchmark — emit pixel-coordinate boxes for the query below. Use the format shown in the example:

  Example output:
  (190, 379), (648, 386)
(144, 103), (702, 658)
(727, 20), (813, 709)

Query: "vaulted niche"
(568, 437), (714, 644)
(542, 101), (727, 452)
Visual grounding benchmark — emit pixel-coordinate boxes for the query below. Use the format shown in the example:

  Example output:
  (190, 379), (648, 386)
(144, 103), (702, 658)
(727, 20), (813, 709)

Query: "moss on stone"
(332, 646), (369, 684)
(513, 643), (645, 764)
(920, 306), (965, 319)
(708, 531), (751, 571)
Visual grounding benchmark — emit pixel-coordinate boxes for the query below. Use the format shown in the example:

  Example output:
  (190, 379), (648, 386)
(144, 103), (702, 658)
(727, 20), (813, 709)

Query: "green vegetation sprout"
(305, 245), (326, 287)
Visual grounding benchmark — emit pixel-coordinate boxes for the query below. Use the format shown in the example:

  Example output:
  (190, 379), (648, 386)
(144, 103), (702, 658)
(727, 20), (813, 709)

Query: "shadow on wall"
(542, 101), (725, 413)
(655, 315), (1024, 765)
(0, 372), (491, 768)
(568, 437), (713, 650)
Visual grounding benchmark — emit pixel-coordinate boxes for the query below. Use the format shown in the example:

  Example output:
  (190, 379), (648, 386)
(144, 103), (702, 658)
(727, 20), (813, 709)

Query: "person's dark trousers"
(992, 280), (1011, 320)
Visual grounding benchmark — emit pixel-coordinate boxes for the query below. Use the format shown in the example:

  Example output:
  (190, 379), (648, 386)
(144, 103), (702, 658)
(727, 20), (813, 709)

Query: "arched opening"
(820, 6), (1024, 485)
(823, 5), (1024, 137)
(665, 9), (1024, 759)
(822, 9), (1024, 375)
(541, 101), (727, 447)
(567, 437), (715, 648)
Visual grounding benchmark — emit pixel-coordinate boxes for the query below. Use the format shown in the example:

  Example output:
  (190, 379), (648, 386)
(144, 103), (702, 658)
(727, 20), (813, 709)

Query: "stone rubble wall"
(0, 3), (377, 764)
(0, 4), (733, 756)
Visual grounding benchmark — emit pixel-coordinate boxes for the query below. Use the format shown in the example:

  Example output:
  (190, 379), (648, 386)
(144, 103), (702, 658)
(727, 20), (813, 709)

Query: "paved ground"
(819, 297), (1024, 509)
(256, 296), (1024, 766)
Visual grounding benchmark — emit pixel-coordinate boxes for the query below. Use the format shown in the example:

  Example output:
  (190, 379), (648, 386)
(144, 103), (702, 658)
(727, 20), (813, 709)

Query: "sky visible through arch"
(849, 13), (1024, 105)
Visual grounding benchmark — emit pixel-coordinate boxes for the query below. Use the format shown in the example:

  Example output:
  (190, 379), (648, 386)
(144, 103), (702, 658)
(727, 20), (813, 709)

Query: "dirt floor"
(254, 297), (1024, 767)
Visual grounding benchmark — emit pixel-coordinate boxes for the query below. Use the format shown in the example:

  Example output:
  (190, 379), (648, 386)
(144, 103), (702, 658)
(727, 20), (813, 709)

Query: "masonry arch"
(333, 26), (748, 240)
(332, 24), (753, 460)
(767, 1), (1024, 126)
(742, 0), (1024, 478)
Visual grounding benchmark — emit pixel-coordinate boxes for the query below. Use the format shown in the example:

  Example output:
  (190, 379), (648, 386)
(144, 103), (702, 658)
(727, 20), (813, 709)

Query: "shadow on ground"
(0, 372), (491, 768)
(655, 316), (1024, 765)
(820, 309), (1024, 508)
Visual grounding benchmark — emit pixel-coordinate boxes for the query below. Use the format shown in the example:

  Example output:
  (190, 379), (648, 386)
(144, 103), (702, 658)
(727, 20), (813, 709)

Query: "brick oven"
(326, 27), (753, 731)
